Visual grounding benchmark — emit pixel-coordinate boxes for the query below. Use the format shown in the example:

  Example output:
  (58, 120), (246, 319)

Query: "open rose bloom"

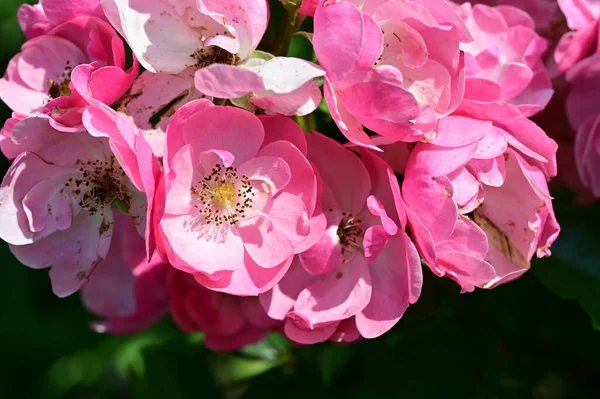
(0, 0), (577, 353)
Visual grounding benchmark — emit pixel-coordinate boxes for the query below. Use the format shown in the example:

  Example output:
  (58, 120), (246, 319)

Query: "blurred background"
(1, 1), (600, 398)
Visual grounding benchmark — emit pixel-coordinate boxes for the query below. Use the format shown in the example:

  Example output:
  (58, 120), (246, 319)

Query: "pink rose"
(313, 0), (472, 148)
(456, 3), (553, 117)
(0, 118), (149, 297)
(554, 0), (600, 74)
(402, 115), (560, 292)
(169, 269), (280, 352)
(0, 16), (138, 131)
(101, 0), (268, 73)
(18, 0), (105, 39)
(260, 133), (422, 344)
(565, 54), (600, 197)
(156, 102), (323, 296)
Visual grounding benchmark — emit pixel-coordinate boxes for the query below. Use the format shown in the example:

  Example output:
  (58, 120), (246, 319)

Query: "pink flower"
(169, 269), (280, 351)
(0, 117), (148, 297)
(0, 15), (138, 131)
(120, 69), (208, 158)
(156, 102), (323, 296)
(456, 3), (553, 117)
(101, 0), (268, 74)
(313, 0), (472, 148)
(554, 0), (600, 74)
(260, 133), (422, 344)
(0, 112), (28, 160)
(402, 115), (560, 292)
(565, 54), (600, 197)
(82, 213), (169, 334)
(18, 0), (105, 39)
(456, 0), (559, 34)
(298, 0), (319, 16)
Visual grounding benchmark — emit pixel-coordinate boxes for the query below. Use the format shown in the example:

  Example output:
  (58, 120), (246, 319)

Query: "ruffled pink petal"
(292, 254), (372, 327)
(356, 231), (422, 338)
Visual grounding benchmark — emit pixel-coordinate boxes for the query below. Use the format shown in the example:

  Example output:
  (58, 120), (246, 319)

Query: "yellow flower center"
(212, 182), (236, 207)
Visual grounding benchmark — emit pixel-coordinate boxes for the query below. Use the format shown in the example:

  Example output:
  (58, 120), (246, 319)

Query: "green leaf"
(240, 333), (291, 361)
(534, 201), (600, 331)
(320, 345), (352, 386)
(535, 256), (600, 330)
(209, 353), (287, 386)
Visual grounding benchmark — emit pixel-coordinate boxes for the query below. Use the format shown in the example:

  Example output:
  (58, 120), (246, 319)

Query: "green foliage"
(534, 191), (600, 331)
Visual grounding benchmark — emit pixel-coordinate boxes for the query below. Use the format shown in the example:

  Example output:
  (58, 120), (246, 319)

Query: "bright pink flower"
(0, 117), (148, 297)
(402, 115), (560, 292)
(260, 133), (422, 344)
(18, 0), (105, 39)
(156, 102), (323, 296)
(83, 213), (169, 334)
(554, 0), (600, 74)
(101, 0), (268, 74)
(456, 3), (553, 117)
(194, 55), (326, 116)
(298, 0), (319, 16)
(313, 0), (472, 148)
(0, 16), (138, 131)
(169, 269), (280, 351)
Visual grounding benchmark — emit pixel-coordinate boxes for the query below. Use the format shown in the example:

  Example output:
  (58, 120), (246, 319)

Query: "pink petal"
(356, 231), (422, 338)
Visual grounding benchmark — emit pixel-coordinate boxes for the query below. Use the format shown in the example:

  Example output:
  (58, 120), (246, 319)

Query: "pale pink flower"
(0, 117), (148, 297)
(260, 133), (422, 344)
(101, 0), (268, 74)
(456, 3), (553, 117)
(169, 269), (280, 351)
(121, 69), (208, 158)
(83, 213), (169, 334)
(0, 16), (138, 131)
(156, 102), (323, 296)
(402, 115), (560, 292)
(554, 0), (600, 74)
(18, 0), (105, 39)
(313, 0), (472, 148)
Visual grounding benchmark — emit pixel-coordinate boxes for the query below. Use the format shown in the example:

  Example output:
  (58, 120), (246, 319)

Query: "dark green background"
(1, 1), (599, 398)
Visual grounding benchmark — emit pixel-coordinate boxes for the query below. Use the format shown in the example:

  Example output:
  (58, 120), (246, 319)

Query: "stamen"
(191, 46), (239, 69)
(192, 164), (255, 226)
(47, 60), (73, 99)
(65, 157), (130, 217)
(337, 213), (364, 260)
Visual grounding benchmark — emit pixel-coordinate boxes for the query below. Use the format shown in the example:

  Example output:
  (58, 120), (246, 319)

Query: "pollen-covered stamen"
(337, 212), (364, 258)
(192, 164), (255, 226)
(47, 60), (73, 99)
(65, 157), (131, 217)
(191, 46), (239, 69)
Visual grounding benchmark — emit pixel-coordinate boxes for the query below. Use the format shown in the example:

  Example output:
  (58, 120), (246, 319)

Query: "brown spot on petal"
(473, 210), (529, 270)
(99, 219), (111, 235)
(76, 271), (87, 280)
(443, 188), (452, 197)
(336, 272), (343, 279)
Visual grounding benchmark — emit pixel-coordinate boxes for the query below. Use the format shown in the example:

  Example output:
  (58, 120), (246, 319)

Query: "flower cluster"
(0, 0), (562, 351)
